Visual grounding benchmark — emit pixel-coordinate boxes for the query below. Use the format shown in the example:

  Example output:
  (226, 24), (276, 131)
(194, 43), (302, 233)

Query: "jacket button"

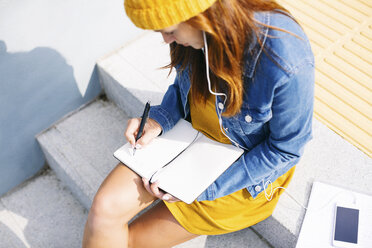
(218, 103), (224, 110)
(245, 115), (252, 123)
(254, 185), (262, 192)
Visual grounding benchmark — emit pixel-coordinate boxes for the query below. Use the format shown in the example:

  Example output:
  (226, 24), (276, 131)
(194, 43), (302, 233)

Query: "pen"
(133, 101), (151, 156)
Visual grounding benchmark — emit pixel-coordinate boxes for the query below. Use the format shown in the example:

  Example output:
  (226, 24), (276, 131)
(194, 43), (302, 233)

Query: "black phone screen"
(334, 206), (359, 244)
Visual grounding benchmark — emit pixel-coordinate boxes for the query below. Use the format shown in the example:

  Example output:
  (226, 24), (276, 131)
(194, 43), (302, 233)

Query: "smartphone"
(332, 203), (360, 248)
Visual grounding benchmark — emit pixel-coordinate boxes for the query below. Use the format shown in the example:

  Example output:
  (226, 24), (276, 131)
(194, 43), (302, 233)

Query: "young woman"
(82, 0), (314, 247)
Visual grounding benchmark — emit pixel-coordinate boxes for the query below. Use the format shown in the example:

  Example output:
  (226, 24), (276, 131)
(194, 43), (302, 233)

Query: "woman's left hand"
(142, 178), (181, 203)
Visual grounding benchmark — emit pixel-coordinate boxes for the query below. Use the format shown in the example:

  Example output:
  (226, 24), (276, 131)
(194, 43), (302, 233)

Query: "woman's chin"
(192, 44), (204, 50)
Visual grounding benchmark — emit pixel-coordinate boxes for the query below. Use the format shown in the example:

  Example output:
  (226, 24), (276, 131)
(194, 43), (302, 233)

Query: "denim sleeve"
(148, 72), (186, 133)
(208, 61), (315, 199)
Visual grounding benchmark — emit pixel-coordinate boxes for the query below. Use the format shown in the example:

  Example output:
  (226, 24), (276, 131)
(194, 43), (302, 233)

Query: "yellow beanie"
(124, 0), (217, 30)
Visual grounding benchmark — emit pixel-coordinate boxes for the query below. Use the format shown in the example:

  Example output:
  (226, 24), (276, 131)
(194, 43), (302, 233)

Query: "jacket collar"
(243, 11), (270, 78)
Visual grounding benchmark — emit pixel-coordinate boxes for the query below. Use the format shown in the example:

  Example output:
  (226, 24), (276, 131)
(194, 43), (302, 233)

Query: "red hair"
(165, 0), (291, 116)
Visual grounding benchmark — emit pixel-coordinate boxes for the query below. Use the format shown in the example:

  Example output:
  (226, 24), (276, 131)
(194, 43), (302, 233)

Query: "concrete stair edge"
(36, 99), (129, 210)
(96, 63), (144, 118)
(37, 127), (98, 210)
(96, 31), (176, 118)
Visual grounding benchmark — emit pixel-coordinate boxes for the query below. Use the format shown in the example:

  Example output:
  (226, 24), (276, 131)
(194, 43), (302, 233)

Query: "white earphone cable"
(202, 31), (243, 149)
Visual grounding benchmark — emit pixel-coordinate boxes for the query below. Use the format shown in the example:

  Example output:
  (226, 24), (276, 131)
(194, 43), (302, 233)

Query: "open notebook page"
(114, 119), (199, 179)
(150, 134), (244, 204)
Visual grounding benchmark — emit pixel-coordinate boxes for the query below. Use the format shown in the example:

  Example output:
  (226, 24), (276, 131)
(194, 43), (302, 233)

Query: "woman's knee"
(86, 193), (129, 232)
(86, 164), (155, 229)
(89, 187), (133, 222)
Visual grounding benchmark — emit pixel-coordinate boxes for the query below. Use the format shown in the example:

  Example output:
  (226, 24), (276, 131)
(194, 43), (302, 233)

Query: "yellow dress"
(164, 94), (295, 235)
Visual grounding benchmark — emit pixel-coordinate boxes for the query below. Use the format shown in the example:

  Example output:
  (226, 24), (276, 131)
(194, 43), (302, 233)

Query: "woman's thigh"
(129, 201), (199, 248)
(90, 163), (156, 221)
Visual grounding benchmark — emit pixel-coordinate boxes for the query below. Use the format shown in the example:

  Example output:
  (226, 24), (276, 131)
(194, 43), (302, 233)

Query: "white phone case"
(332, 203), (360, 248)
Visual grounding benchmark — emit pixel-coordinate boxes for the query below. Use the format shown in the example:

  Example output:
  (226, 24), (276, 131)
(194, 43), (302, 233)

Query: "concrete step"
(37, 99), (129, 210)
(96, 33), (372, 248)
(36, 98), (272, 248)
(0, 169), (87, 248)
(96, 31), (176, 117)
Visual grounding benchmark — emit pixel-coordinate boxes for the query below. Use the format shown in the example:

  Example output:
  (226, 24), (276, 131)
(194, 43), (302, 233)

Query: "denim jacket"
(148, 11), (315, 201)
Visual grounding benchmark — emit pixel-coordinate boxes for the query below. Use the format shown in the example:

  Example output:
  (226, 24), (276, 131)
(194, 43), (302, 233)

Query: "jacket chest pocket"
(233, 106), (272, 135)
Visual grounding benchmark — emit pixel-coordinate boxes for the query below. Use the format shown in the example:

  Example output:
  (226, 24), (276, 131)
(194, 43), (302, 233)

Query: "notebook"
(113, 119), (244, 204)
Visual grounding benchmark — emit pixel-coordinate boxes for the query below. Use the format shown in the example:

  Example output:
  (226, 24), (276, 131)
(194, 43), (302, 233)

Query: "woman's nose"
(161, 33), (175, 44)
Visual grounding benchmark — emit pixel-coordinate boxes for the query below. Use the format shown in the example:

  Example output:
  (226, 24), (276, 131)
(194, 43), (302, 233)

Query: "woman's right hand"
(124, 118), (162, 149)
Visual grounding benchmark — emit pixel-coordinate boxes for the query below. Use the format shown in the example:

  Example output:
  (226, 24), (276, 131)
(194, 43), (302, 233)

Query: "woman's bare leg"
(82, 163), (156, 248)
(129, 201), (199, 248)
(82, 163), (199, 248)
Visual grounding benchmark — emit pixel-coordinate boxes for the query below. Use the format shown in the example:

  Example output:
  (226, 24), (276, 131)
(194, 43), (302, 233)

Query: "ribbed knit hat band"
(124, 0), (217, 30)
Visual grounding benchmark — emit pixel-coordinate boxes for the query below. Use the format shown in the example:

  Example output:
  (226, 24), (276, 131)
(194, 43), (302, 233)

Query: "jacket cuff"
(148, 106), (176, 134)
